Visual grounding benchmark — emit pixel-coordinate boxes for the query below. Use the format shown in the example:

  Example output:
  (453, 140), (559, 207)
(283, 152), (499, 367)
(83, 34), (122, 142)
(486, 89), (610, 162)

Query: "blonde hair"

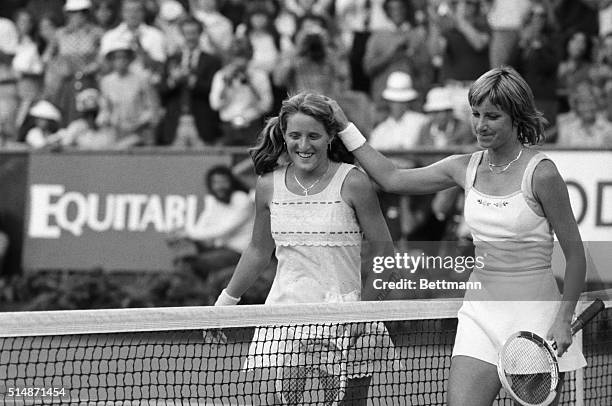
(469, 66), (547, 145)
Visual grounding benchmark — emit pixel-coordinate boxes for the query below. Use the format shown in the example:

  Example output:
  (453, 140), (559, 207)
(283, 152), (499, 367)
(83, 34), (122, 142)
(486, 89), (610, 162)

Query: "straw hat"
(64, 0), (92, 12)
(424, 87), (455, 112)
(382, 71), (419, 102)
(30, 100), (62, 122)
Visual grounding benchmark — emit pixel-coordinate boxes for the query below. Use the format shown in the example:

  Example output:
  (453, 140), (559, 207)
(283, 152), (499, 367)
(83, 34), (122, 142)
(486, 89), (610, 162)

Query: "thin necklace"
(488, 148), (523, 174)
(293, 163), (330, 196)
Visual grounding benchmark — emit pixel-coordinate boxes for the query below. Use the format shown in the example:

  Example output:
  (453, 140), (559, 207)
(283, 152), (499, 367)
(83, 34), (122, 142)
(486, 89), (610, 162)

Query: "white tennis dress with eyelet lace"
(244, 163), (401, 377)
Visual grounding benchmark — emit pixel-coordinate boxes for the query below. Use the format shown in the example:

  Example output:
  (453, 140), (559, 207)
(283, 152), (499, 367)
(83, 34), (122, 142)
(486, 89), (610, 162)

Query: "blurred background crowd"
(1, 0), (611, 310)
(0, 0), (611, 150)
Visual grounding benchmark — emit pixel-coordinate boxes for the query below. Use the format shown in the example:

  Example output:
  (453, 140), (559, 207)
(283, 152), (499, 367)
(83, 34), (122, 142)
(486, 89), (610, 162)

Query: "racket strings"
(278, 365), (342, 406)
(501, 337), (558, 404)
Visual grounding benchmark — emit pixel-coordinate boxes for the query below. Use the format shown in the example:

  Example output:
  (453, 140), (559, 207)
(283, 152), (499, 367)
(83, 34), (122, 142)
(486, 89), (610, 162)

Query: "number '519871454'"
(7, 388), (66, 397)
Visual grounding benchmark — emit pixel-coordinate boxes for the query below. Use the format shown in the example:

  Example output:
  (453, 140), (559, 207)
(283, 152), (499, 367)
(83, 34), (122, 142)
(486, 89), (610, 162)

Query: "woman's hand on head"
(325, 97), (350, 131)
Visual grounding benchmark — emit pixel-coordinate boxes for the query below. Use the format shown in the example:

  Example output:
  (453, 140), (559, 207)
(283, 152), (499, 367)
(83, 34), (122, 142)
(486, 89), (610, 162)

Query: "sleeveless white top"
(454, 151), (586, 371)
(246, 163), (404, 374)
(266, 163), (363, 304)
(464, 150), (554, 272)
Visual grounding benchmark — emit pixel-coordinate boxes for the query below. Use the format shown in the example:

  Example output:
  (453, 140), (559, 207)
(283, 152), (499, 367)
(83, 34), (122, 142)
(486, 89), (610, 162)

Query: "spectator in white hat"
(423, 87), (474, 148)
(369, 71), (431, 151)
(24, 100), (63, 149)
(100, 0), (167, 81)
(97, 38), (160, 148)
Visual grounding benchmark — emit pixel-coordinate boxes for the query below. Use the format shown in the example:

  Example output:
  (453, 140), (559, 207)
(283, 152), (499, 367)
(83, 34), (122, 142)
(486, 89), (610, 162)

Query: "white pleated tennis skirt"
(452, 268), (586, 372)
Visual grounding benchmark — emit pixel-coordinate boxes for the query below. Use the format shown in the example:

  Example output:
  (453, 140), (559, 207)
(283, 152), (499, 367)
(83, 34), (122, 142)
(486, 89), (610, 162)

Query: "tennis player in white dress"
(215, 92), (401, 405)
(332, 66), (587, 406)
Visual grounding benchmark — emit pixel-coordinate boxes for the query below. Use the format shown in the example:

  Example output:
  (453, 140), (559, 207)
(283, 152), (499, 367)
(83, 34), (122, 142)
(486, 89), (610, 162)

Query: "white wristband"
(338, 122), (366, 152)
(215, 289), (241, 306)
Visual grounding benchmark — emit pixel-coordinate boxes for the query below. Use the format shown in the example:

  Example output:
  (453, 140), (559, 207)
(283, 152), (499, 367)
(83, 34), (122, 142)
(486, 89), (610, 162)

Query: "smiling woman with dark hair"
(215, 91), (400, 404)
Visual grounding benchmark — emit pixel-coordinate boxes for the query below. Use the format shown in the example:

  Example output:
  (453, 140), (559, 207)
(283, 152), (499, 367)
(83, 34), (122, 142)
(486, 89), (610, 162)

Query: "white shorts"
(452, 268), (586, 372)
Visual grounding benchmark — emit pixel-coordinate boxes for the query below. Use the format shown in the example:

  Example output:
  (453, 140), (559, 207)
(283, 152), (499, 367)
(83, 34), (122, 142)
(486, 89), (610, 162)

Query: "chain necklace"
(488, 148), (523, 174)
(293, 163), (330, 196)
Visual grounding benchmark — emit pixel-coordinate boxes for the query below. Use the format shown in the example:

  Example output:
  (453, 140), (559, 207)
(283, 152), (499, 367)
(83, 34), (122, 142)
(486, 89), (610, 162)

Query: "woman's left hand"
(546, 317), (572, 357)
(325, 98), (349, 130)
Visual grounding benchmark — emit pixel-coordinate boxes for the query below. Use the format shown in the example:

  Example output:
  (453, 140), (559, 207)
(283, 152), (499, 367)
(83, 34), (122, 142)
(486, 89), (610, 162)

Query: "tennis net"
(0, 292), (610, 405)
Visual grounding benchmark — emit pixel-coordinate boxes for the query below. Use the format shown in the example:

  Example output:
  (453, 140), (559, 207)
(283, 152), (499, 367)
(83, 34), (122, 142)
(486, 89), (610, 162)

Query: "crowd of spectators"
(0, 0), (610, 151)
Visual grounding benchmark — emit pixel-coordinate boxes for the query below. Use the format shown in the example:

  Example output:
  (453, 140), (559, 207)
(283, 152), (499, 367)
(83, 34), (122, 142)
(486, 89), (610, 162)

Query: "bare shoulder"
(341, 167), (376, 206)
(343, 167), (372, 191)
(441, 153), (473, 168)
(533, 158), (561, 185)
(532, 158), (564, 200)
(437, 153), (474, 186)
(255, 171), (275, 205)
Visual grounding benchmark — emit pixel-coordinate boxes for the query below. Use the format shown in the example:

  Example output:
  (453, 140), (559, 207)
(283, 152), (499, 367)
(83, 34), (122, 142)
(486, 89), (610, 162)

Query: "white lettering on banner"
(165, 195), (186, 231)
(88, 194), (115, 232)
(544, 151), (612, 241)
(56, 191), (88, 236)
(28, 185), (64, 238)
(139, 195), (164, 232)
(28, 185), (205, 238)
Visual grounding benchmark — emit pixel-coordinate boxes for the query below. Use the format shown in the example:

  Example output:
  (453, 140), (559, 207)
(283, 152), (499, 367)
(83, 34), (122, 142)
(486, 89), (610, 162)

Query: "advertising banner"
(23, 152), (232, 271)
(544, 151), (611, 285)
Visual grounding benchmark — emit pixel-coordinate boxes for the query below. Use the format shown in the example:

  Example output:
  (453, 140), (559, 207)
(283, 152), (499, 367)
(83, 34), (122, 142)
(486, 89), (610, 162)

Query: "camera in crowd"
(298, 32), (327, 63)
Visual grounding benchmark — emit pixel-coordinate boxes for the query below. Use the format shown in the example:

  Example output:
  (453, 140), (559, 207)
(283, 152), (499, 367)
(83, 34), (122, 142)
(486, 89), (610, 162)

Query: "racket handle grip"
(571, 299), (605, 335)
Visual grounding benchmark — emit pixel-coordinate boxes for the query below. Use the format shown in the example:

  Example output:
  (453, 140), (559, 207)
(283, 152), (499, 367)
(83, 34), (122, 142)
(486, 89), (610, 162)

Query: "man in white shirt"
(100, 0), (167, 80)
(169, 165), (254, 279)
(369, 71), (431, 151)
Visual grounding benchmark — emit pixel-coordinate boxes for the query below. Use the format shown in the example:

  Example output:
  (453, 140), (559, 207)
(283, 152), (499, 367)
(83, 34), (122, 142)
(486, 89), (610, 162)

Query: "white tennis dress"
(452, 151), (586, 372)
(244, 163), (401, 377)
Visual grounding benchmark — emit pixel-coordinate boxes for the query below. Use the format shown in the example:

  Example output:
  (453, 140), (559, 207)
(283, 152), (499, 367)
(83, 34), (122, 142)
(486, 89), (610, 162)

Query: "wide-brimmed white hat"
(64, 0), (92, 12)
(382, 71), (418, 102)
(424, 87), (455, 112)
(100, 35), (135, 58)
(30, 100), (62, 122)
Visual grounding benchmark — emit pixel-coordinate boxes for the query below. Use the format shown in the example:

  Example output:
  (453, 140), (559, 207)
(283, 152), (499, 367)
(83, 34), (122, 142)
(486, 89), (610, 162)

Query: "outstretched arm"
(329, 99), (467, 195)
(219, 174), (276, 303)
(534, 160), (586, 355)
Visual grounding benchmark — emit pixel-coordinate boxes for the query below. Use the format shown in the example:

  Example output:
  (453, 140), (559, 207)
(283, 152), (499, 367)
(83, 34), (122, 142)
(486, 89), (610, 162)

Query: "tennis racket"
(497, 299), (604, 406)
(275, 327), (350, 406)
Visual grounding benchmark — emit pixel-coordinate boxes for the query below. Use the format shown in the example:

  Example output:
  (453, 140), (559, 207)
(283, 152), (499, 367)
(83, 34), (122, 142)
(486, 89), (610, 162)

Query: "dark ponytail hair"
(250, 116), (286, 175)
(249, 92), (353, 175)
